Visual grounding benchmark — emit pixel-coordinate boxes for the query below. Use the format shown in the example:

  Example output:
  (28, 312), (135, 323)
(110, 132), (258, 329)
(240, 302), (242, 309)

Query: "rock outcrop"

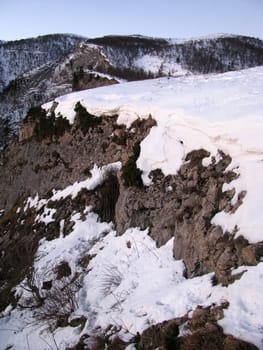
(136, 303), (259, 350)
(68, 303), (259, 349)
(1, 110), (263, 348)
(115, 148), (263, 284)
(1, 110), (263, 291)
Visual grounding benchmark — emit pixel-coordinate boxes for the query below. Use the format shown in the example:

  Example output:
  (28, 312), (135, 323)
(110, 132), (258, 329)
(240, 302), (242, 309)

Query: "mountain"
(0, 33), (84, 91)
(87, 34), (263, 75)
(0, 33), (263, 148)
(0, 34), (84, 146)
(0, 66), (263, 349)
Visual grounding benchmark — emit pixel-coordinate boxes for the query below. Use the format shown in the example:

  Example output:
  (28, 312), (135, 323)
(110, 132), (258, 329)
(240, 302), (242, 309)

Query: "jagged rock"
(0, 113), (155, 212)
(136, 304), (258, 350)
(172, 150), (260, 283)
(115, 149), (263, 284)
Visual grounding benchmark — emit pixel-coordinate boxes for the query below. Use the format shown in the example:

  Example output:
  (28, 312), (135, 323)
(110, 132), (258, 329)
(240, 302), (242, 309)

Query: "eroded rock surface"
(115, 149), (263, 284)
(0, 112), (155, 212)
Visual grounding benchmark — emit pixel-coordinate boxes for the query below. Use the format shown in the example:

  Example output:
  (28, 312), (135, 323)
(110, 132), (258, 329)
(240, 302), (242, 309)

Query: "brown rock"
(223, 335), (258, 350)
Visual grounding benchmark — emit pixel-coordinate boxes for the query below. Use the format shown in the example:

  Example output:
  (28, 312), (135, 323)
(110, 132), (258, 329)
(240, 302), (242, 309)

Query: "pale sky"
(0, 0), (262, 41)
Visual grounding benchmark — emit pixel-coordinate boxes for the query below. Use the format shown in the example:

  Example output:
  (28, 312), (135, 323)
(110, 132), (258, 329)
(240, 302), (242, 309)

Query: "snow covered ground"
(1, 67), (263, 349)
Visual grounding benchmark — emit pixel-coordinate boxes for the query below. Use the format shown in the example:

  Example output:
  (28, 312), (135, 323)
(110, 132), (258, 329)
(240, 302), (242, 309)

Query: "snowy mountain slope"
(1, 33), (263, 149)
(88, 34), (263, 75)
(0, 34), (83, 147)
(0, 34), (83, 92)
(0, 40), (117, 148)
(0, 67), (263, 349)
(0, 47), (118, 147)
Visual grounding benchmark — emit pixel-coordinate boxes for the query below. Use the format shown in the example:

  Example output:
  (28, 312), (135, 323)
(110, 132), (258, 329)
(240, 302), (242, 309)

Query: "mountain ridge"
(0, 32), (263, 148)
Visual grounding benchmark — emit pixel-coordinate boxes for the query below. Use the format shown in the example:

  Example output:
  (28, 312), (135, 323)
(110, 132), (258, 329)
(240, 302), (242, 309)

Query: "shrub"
(25, 106), (71, 141)
(149, 168), (164, 183)
(74, 101), (102, 135)
(72, 66), (84, 90)
(82, 167), (92, 176)
(24, 106), (46, 122)
(35, 277), (79, 324)
(55, 260), (72, 279)
(99, 264), (123, 297)
(18, 267), (80, 326)
(122, 142), (143, 187)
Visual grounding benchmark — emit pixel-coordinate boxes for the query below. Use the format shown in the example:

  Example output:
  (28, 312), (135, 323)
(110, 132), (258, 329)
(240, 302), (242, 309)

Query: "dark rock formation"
(136, 304), (259, 350)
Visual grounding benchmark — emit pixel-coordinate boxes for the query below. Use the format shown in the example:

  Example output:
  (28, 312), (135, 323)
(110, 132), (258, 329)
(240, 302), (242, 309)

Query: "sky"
(0, 0), (262, 41)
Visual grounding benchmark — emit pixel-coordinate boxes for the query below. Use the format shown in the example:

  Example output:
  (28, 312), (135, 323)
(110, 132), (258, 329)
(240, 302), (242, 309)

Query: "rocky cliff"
(0, 95), (262, 348)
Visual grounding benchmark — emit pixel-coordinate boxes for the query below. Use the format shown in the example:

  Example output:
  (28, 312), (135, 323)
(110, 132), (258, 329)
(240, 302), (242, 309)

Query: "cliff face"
(115, 148), (263, 285)
(0, 107), (262, 349)
(1, 102), (262, 285)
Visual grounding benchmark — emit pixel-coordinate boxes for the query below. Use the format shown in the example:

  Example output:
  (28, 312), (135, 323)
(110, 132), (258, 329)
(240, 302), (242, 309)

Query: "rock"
(69, 316), (87, 330)
(115, 147), (262, 283)
(18, 121), (35, 142)
(138, 319), (181, 350)
(223, 335), (258, 350)
(42, 280), (52, 290)
(136, 304), (258, 350)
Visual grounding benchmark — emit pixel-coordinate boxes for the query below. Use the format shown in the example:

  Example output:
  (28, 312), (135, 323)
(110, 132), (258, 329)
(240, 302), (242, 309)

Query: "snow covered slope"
(1, 67), (263, 349)
(0, 34), (83, 92)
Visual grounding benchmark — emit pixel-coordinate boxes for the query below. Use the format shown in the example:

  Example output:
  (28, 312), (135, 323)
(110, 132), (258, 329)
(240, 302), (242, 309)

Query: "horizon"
(0, 0), (262, 42)
(1, 31), (262, 43)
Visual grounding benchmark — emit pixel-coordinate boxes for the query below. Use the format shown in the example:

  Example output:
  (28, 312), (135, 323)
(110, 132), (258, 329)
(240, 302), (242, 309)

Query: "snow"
(168, 33), (238, 44)
(36, 209), (112, 281)
(51, 162), (121, 201)
(2, 208), (263, 348)
(82, 229), (197, 335)
(134, 54), (188, 76)
(1, 66), (263, 349)
(210, 264), (263, 349)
